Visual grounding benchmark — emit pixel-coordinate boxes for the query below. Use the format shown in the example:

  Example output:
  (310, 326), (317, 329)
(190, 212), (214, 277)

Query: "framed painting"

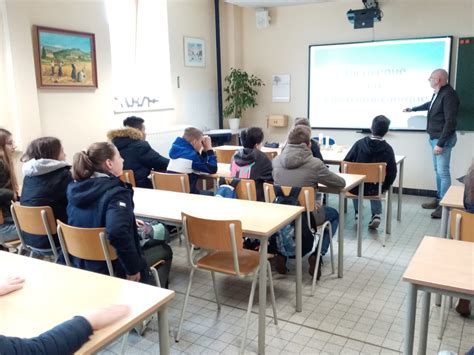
(184, 36), (205, 67)
(33, 26), (98, 88)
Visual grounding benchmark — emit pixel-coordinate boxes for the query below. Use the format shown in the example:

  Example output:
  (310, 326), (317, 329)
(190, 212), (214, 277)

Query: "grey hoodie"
(22, 159), (70, 177)
(272, 143), (345, 190)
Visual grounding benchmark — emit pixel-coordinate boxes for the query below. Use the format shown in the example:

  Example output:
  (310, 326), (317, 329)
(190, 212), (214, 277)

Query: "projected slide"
(308, 37), (452, 130)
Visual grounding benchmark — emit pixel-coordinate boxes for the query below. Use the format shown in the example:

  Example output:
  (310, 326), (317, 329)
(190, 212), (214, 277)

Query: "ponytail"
(72, 142), (116, 181)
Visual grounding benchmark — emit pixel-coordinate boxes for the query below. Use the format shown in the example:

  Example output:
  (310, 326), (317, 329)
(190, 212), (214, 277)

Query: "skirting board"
(392, 187), (437, 198)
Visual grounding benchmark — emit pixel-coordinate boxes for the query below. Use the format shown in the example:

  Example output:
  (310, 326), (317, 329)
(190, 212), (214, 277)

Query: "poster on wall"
(33, 25), (98, 88)
(272, 74), (290, 102)
(183, 36), (205, 67)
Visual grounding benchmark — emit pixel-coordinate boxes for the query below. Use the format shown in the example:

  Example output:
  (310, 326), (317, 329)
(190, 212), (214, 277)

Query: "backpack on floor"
(215, 177), (240, 199)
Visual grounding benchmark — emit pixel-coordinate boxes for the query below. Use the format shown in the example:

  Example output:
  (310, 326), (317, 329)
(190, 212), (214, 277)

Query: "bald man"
(403, 69), (459, 218)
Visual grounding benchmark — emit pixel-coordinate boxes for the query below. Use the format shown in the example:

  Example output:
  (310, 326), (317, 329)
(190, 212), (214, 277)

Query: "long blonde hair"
(0, 128), (18, 194)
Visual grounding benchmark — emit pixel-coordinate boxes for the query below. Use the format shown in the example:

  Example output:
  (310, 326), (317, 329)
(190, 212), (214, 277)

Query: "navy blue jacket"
(108, 128), (169, 189)
(343, 136), (397, 195)
(20, 159), (72, 249)
(66, 174), (149, 280)
(167, 137), (217, 193)
(0, 316), (92, 354)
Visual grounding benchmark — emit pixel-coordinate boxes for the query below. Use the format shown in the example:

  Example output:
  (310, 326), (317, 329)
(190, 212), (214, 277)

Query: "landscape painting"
(34, 26), (97, 88)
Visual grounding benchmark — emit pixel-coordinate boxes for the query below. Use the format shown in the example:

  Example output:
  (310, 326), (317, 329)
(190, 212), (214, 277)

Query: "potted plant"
(223, 67), (264, 131)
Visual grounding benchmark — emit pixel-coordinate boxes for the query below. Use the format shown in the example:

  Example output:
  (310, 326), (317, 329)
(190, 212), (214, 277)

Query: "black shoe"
(368, 214), (381, 229)
(455, 299), (471, 318)
(422, 198), (439, 209)
(308, 254), (322, 280)
(431, 206), (442, 219)
(274, 254), (288, 275)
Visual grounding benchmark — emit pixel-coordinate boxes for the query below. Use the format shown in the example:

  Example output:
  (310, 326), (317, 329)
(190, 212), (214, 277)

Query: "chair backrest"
(216, 149), (237, 164)
(221, 177), (257, 201)
(10, 203), (58, 257)
(56, 220), (118, 276)
(150, 171), (190, 193)
(182, 212), (244, 274)
(449, 209), (474, 242)
(120, 169), (136, 187)
(264, 151), (278, 160)
(341, 162), (387, 194)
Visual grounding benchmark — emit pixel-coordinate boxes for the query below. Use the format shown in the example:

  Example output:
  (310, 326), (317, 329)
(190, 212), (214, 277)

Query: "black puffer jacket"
(108, 128), (169, 188)
(231, 148), (273, 201)
(20, 159), (72, 249)
(0, 160), (16, 221)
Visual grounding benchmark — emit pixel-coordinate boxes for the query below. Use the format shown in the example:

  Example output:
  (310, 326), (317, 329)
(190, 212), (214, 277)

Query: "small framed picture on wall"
(184, 36), (205, 68)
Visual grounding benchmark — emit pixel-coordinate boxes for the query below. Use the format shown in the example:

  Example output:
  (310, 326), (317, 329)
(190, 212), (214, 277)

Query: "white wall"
(222, 0), (474, 190)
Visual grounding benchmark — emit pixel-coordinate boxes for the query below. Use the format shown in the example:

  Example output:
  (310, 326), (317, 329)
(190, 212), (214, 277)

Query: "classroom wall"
(3, 0), (218, 176)
(223, 0), (474, 190)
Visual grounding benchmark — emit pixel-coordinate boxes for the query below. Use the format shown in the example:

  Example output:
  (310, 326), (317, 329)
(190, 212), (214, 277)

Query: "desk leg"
(258, 236), (268, 354)
(357, 182), (364, 257)
(158, 305), (170, 355)
(386, 186), (393, 235)
(295, 214), (302, 312)
(404, 283), (417, 355)
(419, 291), (431, 355)
(338, 192), (345, 278)
(397, 159), (404, 221)
(435, 206), (449, 306)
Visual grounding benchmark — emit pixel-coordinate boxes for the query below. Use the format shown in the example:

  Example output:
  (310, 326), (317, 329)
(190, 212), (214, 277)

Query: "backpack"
(270, 185), (316, 258)
(231, 161), (254, 179)
(215, 177), (240, 199)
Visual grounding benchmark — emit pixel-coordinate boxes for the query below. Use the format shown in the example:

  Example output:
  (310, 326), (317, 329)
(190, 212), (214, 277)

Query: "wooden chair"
(263, 183), (335, 295)
(119, 169), (136, 187)
(10, 203), (59, 261)
(176, 213), (278, 352)
(264, 151), (278, 160)
(150, 171), (190, 193)
(439, 209), (474, 338)
(57, 220), (164, 352)
(219, 177), (257, 201)
(341, 161), (389, 245)
(215, 148), (237, 164)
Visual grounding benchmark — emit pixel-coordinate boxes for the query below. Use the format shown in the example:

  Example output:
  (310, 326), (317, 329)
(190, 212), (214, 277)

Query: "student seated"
(0, 128), (19, 247)
(0, 276), (130, 354)
(20, 137), (72, 250)
(167, 127), (217, 194)
(343, 115), (397, 229)
(108, 116), (169, 189)
(66, 142), (172, 287)
(272, 125), (345, 276)
(293, 118), (324, 161)
(231, 127), (273, 201)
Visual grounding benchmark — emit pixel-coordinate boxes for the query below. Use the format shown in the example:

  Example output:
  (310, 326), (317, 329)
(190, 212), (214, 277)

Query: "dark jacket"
(66, 174), (149, 281)
(310, 138), (324, 161)
(0, 316), (92, 355)
(464, 165), (474, 213)
(412, 84), (459, 147)
(343, 136), (397, 195)
(231, 148), (273, 201)
(0, 160), (15, 221)
(20, 159), (72, 249)
(108, 128), (169, 189)
(167, 137), (217, 193)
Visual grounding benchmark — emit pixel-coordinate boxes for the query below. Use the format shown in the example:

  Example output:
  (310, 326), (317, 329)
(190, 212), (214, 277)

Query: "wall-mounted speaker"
(256, 8), (270, 29)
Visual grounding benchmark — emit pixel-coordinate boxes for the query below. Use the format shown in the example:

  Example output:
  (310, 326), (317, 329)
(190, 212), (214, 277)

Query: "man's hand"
(0, 276), (25, 296)
(402, 108), (412, 112)
(202, 135), (212, 151)
(433, 145), (443, 155)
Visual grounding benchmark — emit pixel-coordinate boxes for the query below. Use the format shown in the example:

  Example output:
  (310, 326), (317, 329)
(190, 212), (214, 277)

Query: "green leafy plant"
(223, 68), (264, 119)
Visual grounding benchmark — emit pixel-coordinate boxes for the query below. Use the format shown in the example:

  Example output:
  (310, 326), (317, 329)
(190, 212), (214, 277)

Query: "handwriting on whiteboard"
(113, 96), (173, 113)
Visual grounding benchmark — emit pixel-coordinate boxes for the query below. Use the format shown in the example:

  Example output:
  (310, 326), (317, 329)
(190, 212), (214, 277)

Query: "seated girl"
(66, 142), (172, 287)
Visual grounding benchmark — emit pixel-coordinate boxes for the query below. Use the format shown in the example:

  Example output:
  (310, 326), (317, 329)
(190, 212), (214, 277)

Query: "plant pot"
(228, 118), (240, 132)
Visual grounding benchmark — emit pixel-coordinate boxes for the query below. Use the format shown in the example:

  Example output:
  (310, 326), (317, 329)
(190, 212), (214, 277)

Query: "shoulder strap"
(228, 178), (240, 188)
(273, 185), (284, 197)
(288, 186), (302, 201)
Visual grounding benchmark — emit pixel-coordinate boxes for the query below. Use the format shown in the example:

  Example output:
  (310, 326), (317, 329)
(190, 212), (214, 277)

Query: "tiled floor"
(101, 195), (473, 354)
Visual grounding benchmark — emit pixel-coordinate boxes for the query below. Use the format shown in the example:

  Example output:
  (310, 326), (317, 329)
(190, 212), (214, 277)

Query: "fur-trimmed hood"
(107, 127), (144, 141)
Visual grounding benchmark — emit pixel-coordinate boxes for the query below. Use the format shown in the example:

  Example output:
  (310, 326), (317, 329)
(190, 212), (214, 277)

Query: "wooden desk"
(403, 236), (474, 355)
(318, 173), (366, 277)
(214, 144), (281, 155)
(133, 188), (303, 354)
(0, 251), (175, 354)
(321, 149), (406, 224)
(439, 185), (465, 238)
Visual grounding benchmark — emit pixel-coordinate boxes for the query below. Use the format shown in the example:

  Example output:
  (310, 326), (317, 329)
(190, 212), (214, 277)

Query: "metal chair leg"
(211, 271), (221, 311)
(120, 332), (129, 354)
(311, 234), (323, 296)
(175, 268), (195, 342)
(267, 261), (278, 325)
(240, 270), (259, 354)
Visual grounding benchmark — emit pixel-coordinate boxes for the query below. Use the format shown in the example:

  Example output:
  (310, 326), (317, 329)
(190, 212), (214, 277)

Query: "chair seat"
(197, 250), (271, 276)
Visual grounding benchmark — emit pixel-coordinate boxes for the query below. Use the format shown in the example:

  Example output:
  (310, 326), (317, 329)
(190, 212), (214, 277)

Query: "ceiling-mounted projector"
(347, 0), (382, 29)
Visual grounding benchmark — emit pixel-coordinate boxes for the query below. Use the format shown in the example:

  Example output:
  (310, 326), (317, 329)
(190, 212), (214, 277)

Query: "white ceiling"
(224, 0), (335, 8)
